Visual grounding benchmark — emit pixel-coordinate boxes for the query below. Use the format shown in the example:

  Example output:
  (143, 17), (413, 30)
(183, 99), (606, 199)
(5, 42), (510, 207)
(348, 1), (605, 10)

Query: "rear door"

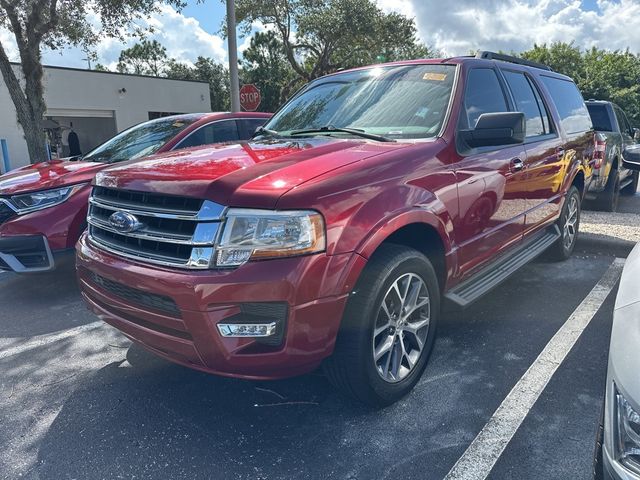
(500, 69), (565, 234)
(535, 75), (593, 227)
(454, 67), (529, 276)
(612, 105), (635, 177)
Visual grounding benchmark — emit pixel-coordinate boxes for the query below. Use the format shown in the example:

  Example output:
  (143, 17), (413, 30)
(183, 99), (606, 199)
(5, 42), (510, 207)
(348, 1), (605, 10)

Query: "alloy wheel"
(563, 195), (579, 250)
(372, 273), (431, 383)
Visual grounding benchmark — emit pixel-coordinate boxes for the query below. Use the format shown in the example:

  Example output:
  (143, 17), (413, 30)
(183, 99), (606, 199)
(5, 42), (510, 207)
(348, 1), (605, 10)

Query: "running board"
(444, 226), (561, 309)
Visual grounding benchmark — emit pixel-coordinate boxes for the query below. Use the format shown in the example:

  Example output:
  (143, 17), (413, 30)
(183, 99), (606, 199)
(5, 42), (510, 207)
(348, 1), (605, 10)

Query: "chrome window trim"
(172, 118), (240, 150)
(172, 117), (269, 150)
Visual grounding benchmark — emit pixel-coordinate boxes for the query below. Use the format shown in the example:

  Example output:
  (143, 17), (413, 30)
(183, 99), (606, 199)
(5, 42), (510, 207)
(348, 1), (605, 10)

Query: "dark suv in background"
(77, 52), (595, 405)
(585, 100), (639, 211)
(0, 112), (270, 273)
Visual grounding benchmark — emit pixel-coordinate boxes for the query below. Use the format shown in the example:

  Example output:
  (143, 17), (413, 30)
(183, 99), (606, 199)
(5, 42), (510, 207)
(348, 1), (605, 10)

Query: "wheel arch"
(346, 211), (454, 295)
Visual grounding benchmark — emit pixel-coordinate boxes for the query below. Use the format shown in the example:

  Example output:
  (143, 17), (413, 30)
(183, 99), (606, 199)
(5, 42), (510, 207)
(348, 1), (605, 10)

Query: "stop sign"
(239, 84), (261, 111)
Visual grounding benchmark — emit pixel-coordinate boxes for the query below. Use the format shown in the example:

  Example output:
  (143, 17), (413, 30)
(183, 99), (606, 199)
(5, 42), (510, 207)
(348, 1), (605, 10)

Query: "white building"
(0, 64), (211, 170)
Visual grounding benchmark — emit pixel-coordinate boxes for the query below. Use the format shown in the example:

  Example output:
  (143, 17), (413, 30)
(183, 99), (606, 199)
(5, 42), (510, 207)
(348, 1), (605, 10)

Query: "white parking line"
(0, 321), (103, 361)
(444, 257), (625, 480)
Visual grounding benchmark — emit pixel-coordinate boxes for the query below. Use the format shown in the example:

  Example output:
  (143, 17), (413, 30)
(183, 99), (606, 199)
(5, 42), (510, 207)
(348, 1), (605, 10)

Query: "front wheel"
(324, 244), (440, 407)
(547, 186), (581, 262)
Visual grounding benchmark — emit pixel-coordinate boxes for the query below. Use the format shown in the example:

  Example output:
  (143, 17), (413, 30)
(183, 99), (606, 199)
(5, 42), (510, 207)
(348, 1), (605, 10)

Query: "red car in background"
(0, 112), (271, 272)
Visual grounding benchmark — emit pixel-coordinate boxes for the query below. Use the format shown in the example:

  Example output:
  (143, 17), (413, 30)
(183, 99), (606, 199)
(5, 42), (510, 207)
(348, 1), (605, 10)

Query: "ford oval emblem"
(108, 211), (143, 233)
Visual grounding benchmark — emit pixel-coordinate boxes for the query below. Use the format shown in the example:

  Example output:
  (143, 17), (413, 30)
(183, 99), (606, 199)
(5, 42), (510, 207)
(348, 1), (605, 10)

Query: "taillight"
(594, 134), (606, 169)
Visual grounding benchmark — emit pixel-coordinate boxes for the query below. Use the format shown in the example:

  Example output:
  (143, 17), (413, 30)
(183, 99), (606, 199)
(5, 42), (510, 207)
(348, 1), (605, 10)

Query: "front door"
(453, 67), (529, 277)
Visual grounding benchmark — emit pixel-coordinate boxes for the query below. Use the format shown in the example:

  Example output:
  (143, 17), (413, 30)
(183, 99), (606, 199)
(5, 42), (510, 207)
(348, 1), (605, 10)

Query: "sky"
(1, 0), (640, 70)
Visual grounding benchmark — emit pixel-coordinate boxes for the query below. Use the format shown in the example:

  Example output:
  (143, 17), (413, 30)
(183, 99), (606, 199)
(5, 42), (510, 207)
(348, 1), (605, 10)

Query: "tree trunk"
(0, 37), (49, 164)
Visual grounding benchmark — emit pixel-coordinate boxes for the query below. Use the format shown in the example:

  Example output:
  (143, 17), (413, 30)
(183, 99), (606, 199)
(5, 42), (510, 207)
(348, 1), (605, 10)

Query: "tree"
(520, 42), (640, 125)
(0, 0), (184, 164)
(166, 57), (230, 111)
(233, 0), (434, 99)
(240, 31), (297, 111)
(117, 39), (168, 76)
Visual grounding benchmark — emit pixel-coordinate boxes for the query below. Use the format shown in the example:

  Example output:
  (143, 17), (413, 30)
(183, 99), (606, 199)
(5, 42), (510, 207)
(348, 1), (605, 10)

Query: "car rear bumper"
(76, 232), (356, 380)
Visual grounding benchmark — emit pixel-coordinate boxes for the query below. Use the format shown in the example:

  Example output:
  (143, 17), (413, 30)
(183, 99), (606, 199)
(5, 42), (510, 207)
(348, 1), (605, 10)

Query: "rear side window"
(462, 69), (509, 128)
(240, 118), (268, 138)
(541, 76), (592, 134)
(613, 105), (632, 134)
(177, 120), (240, 149)
(586, 104), (613, 132)
(502, 70), (551, 137)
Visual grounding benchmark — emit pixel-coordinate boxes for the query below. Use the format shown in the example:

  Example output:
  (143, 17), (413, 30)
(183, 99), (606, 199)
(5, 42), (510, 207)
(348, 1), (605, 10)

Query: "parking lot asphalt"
(1, 192), (638, 480)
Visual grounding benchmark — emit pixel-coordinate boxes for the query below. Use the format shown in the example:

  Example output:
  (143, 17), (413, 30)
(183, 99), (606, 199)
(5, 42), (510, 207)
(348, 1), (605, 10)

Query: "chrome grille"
(87, 187), (224, 269)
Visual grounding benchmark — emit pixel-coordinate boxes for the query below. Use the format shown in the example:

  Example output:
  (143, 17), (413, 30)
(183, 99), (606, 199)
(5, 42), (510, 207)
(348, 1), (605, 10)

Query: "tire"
(324, 244), (440, 407)
(597, 169), (620, 212)
(621, 170), (639, 196)
(547, 186), (581, 262)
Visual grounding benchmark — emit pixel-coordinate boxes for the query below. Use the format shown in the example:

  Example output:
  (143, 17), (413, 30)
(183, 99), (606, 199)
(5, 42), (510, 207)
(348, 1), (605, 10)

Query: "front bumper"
(0, 235), (55, 272)
(604, 443), (640, 480)
(76, 232), (358, 380)
(602, 298), (640, 479)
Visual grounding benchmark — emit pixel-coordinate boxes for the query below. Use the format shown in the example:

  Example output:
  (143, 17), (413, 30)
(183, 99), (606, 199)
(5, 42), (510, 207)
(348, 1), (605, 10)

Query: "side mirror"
(623, 144), (640, 171)
(633, 128), (640, 141)
(460, 112), (526, 149)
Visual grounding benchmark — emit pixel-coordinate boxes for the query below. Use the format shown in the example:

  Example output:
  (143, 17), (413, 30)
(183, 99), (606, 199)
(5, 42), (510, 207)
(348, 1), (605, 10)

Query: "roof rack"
(475, 51), (553, 71)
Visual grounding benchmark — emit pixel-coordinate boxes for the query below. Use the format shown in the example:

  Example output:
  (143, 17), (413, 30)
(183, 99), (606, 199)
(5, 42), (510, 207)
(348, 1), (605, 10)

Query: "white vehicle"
(595, 243), (640, 479)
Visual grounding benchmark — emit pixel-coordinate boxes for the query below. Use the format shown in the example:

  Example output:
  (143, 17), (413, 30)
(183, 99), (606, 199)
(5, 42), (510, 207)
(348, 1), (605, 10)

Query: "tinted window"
(613, 106), (632, 134)
(503, 70), (550, 137)
(178, 120), (240, 149)
(462, 69), (509, 129)
(265, 64), (455, 140)
(82, 116), (199, 163)
(586, 104), (613, 132)
(541, 76), (592, 134)
(241, 118), (268, 138)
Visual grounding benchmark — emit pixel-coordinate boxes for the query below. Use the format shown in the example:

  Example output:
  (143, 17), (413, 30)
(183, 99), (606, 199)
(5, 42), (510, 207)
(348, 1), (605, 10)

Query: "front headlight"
(216, 208), (325, 267)
(9, 184), (85, 214)
(616, 390), (640, 474)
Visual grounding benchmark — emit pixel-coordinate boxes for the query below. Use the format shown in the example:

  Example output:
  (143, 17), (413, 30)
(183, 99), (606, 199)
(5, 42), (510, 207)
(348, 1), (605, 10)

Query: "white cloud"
(0, 5), (227, 70)
(3, 1), (640, 70)
(380, 0), (640, 55)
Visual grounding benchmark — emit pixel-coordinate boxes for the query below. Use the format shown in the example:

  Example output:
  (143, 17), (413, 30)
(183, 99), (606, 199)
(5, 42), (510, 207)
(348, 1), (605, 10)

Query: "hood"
(0, 159), (104, 196)
(96, 137), (411, 207)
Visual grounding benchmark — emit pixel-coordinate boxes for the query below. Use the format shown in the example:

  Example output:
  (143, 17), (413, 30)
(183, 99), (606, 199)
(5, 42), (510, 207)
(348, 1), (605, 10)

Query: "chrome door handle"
(510, 157), (524, 172)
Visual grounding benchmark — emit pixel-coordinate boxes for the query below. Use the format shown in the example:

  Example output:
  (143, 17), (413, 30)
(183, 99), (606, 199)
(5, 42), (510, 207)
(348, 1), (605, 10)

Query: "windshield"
(264, 64), (455, 140)
(83, 116), (199, 163)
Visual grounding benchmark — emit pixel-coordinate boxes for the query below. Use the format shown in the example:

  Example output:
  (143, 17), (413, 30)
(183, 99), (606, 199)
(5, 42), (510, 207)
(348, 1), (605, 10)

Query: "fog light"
(616, 389), (640, 474)
(217, 322), (277, 337)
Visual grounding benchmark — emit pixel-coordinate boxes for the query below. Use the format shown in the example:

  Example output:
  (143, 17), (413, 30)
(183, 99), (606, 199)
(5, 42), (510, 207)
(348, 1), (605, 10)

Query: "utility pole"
(226, 0), (241, 112)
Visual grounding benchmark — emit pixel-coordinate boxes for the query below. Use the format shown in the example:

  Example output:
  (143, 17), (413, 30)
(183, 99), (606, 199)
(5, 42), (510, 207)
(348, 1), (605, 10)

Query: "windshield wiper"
(290, 126), (395, 142)
(251, 126), (282, 139)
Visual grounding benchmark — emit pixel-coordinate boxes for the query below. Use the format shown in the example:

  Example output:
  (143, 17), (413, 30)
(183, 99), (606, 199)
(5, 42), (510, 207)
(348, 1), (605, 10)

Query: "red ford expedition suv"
(77, 52), (594, 406)
(0, 112), (270, 273)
